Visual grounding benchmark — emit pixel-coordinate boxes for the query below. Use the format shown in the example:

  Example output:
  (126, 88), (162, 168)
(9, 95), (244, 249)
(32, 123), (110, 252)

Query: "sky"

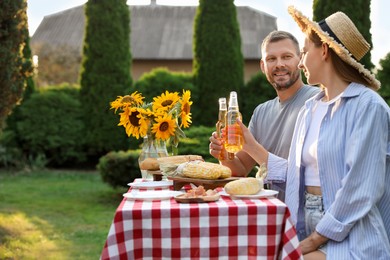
(26, 0), (390, 67)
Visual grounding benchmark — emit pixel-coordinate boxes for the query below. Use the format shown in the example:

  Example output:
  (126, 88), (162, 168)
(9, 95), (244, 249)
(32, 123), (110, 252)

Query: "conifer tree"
(312, 0), (373, 70)
(80, 0), (132, 157)
(5, 21), (36, 134)
(193, 0), (244, 126)
(0, 0), (33, 130)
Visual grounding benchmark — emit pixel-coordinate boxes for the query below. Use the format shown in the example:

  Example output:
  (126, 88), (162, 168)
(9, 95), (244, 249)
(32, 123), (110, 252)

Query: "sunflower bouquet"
(110, 90), (193, 152)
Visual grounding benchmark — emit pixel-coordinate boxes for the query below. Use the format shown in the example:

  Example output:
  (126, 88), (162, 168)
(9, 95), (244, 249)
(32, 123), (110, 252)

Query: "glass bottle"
(138, 135), (168, 181)
(216, 98), (227, 160)
(224, 91), (243, 154)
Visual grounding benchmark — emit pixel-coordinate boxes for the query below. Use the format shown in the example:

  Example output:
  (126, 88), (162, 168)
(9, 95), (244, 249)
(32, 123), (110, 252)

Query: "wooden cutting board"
(167, 176), (240, 191)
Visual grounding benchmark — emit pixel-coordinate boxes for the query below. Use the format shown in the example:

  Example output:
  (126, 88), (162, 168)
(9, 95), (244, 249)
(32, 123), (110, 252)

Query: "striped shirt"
(248, 85), (319, 200)
(267, 83), (390, 259)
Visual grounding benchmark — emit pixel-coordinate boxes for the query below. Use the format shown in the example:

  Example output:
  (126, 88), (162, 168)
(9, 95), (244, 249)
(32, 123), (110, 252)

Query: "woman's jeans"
(304, 192), (327, 253)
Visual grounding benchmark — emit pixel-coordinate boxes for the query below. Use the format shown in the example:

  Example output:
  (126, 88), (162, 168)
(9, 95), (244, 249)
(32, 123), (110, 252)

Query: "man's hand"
(209, 131), (226, 160)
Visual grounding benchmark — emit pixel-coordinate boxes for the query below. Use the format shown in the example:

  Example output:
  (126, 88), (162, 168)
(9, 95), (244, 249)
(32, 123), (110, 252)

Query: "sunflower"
(179, 90), (192, 128)
(110, 97), (124, 113)
(152, 91), (180, 112)
(151, 114), (177, 141)
(111, 90), (193, 150)
(110, 91), (144, 112)
(118, 107), (148, 139)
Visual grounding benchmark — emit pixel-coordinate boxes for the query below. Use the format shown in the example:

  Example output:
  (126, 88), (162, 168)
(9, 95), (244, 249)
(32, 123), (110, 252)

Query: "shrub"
(15, 86), (86, 167)
(97, 150), (141, 188)
(134, 67), (195, 98)
(0, 131), (26, 169)
(179, 126), (216, 162)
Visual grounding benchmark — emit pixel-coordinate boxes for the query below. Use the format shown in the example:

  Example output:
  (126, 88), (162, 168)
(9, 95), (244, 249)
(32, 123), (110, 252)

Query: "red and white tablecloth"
(101, 179), (302, 260)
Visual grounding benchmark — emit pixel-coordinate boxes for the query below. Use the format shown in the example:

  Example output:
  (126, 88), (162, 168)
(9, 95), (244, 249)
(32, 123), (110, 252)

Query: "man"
(209, 31), (319, 200)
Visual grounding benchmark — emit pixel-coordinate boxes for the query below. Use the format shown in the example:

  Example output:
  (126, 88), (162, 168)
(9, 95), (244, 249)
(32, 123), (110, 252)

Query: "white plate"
(123, 190), (184, 201)
(220, 189), (278, 199)
(128, 180), (173, 189)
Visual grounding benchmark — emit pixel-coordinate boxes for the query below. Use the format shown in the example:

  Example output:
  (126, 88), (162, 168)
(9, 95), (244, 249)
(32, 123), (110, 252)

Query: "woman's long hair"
(308, 30), (375, 90)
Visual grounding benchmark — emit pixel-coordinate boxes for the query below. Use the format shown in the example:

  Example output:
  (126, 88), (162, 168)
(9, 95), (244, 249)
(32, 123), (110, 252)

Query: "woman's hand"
(300, 231), (328, 255)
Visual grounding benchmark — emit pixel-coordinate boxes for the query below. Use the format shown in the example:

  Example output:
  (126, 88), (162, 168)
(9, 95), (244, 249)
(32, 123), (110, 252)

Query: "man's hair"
(261, 30), (300, 56)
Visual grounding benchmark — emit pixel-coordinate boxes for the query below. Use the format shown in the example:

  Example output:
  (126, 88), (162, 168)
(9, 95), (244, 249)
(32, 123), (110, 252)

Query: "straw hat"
(288, 6), (380, 90)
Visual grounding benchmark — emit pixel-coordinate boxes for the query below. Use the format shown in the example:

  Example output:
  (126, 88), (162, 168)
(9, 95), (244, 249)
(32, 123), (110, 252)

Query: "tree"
(313, 0), (374, 70)
(193, 0), (244, 126)
(80, 0), (132, 158)
(377, 52), (390, 104)
(0, 0), (33, 129)
(5, 23), (36, 140)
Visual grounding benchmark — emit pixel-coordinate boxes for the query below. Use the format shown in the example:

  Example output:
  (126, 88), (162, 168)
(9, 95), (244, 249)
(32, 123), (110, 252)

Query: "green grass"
(0, 169), (128, 259)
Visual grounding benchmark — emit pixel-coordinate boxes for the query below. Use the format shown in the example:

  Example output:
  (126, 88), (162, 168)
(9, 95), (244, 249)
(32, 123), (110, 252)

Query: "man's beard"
(272, 70), (300, 91)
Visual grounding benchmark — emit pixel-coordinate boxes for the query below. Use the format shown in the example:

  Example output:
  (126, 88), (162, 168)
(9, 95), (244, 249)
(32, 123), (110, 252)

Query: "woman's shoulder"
(345, 83), (390, 112)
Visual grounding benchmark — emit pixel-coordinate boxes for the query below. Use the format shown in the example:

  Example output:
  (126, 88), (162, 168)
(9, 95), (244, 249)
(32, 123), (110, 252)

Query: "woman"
(234, 6), (390, 259)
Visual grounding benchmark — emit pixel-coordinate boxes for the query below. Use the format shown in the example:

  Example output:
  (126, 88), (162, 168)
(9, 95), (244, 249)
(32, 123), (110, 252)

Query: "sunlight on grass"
(0, 170), (127, 259)
(0, 212), (70, 259)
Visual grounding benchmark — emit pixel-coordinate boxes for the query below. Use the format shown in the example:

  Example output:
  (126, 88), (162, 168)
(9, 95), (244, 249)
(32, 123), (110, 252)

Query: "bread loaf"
(157, 155), (203, 165)
(224, 177), (262, 195)
(140, 155), (203, 171)
(139, 158), (160, 170)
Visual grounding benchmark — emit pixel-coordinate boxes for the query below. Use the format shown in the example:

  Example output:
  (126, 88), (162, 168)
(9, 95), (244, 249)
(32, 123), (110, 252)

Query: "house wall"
(133, 59), (261, 83)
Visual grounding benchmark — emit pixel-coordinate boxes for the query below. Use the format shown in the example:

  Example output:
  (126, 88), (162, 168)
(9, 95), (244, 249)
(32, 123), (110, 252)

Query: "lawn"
(0, 169), (128, 259)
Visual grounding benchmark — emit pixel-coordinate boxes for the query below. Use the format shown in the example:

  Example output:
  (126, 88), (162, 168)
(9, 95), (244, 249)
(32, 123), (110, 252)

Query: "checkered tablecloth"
(101, 179), (302, 260)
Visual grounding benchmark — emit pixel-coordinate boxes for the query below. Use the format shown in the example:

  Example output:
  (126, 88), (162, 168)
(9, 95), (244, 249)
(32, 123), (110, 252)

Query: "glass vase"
(138, 136), (168, 181)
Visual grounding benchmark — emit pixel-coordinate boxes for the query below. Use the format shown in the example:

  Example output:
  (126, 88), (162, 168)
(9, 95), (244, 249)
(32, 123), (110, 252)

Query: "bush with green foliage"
(134, 67), (195, 98)
(97, 150), (141, 188)
(12, 86), (86, 167)
(377, 52), (390, 105)
(180, 125), (216, 162)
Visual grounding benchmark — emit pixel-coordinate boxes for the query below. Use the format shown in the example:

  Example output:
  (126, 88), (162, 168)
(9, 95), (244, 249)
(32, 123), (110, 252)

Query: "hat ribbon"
(318, 20), (357, 60)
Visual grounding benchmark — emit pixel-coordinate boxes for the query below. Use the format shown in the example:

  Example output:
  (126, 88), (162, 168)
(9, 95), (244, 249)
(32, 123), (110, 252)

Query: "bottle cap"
(228, 91), (238, 107)
(218, 97), (227, 110)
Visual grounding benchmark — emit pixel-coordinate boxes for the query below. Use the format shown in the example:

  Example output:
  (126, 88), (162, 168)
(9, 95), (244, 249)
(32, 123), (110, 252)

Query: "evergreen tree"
(0, 0), (33, 130)
(5, 18), (36, 136)
(377, 52), (390, 104)
(80, 0), (132, 158)
(193, 0), (244, 126)
(313, 0), (374, 70)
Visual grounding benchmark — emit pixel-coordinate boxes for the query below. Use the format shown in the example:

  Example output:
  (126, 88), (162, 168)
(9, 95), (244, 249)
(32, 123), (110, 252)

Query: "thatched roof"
(31, 4), (277, 60)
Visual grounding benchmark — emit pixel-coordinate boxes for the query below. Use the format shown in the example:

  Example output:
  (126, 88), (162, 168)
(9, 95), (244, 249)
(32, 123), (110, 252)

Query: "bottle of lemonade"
(225, 91), (243, 154)
(216, 98), (227, 160)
